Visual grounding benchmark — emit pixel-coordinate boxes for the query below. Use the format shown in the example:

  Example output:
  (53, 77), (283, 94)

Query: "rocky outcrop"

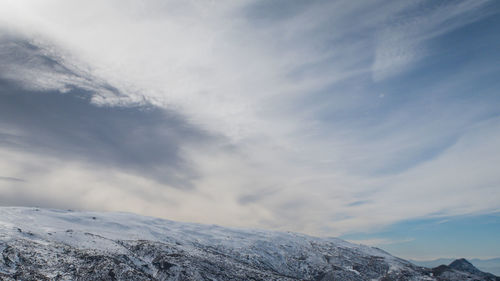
(431, 259), (500, 281)
(0, 207), (497, 281)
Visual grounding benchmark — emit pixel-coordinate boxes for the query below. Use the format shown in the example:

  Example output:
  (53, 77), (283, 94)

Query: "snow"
(0, 207), (376, 252)
(0, 207), (423, 280)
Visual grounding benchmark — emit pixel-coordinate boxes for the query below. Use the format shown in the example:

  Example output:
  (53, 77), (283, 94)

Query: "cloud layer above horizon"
(0, 0), (499, 241)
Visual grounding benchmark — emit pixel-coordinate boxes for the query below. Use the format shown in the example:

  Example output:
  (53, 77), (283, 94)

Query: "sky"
(0, 0), (499, 260)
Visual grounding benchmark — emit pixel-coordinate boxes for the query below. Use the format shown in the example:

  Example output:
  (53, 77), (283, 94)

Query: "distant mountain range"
(411, 257), (500, 276)
(0, 207), (498, 280)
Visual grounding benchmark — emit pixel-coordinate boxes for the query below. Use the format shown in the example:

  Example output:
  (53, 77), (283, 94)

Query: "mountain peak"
(449, 258), (482, 275)
(0, 207), (498, 281)
(430, 258), (500, 281)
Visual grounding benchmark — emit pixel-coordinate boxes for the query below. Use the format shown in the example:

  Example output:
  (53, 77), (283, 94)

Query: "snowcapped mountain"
(0, 207), (497, 281)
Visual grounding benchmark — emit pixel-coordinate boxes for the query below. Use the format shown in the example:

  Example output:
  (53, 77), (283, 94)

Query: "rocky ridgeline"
(0, 207), (498, 281)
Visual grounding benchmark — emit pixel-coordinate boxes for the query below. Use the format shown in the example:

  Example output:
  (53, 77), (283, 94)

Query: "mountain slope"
(431, 258), (499, 281)
(0, 207), (496, 281)
(411, 258), (500, 276)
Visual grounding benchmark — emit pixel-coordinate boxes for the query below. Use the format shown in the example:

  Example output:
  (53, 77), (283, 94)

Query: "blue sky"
(341, 213), (500, 260)
(0, 0), (499, 260)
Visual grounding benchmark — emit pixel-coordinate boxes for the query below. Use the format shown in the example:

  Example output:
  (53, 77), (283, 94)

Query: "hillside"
(0, 207), (497, 281)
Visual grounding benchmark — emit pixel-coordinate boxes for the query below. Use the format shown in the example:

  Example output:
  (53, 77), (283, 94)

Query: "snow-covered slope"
(0, 207), (496, 280)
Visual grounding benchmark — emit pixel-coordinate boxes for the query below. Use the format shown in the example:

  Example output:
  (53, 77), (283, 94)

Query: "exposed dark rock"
(431, 259), (500, 281)
(0, 207), (498, 281)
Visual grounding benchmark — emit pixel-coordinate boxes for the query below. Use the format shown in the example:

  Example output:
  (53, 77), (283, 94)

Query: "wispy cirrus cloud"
(0, 176), (25, 182)
(0, 0), (499, 244)
(372, 0), (494, 81)
(347, 237), (415, 247)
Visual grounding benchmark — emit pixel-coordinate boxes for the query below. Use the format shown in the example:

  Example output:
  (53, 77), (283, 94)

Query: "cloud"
(0, 176), (25, 182)
(0, 33), (216, 189)
(329, 116), (500, 233)
(372, 0), (494, 81)
(0, 0), (498, 238)
(347, 238), (414, 247)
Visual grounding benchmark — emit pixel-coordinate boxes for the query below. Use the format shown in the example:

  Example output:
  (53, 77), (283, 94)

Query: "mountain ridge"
(411, 257), (500, 276)
(0, 207), (497, 280)
(431, 258), (499, 281)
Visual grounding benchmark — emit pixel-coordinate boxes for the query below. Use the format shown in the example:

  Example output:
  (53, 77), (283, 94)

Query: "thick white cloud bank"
(0, 0), (499, 237)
